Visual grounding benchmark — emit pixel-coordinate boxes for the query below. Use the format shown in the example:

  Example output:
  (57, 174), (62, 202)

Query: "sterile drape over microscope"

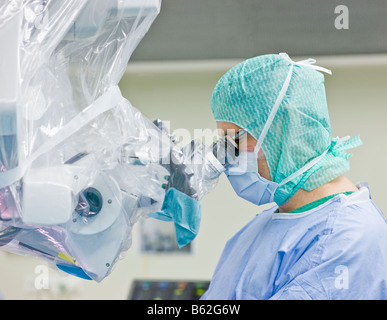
(0, 0), (236, 282)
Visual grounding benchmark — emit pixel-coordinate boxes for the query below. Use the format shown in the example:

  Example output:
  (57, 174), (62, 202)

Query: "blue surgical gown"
(201, 184), (387, 300)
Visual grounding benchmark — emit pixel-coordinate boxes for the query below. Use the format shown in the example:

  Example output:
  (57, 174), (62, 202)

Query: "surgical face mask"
(225, 142), (278, 206)
(225, 53), (332, 206)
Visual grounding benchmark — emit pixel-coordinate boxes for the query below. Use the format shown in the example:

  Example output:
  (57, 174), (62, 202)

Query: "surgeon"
(201, 53), (387, 300)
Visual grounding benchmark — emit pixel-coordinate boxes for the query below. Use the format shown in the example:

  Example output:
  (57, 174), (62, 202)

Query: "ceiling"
(131, 0), (387, 61)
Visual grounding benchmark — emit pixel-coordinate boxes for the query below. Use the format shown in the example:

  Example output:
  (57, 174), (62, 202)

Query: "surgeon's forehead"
(216, 121), (242, 137)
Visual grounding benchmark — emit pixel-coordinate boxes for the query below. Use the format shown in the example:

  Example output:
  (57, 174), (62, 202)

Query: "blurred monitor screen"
(128, 280), (210, 300)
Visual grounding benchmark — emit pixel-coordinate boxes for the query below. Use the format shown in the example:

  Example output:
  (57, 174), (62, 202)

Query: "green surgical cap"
(211, 53), (362, 206)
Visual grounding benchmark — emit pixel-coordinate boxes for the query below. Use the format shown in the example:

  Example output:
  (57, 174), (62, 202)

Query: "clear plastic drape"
(0, 0), (232, 282)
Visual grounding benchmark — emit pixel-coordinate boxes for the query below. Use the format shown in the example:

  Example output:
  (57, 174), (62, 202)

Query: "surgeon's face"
(216, 121), (272, 181)
(216, 121), (255, 152)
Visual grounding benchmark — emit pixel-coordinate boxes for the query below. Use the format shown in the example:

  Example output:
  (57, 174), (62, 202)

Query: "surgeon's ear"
(257, 149), (272, 181)
(257, 148), (266, 160)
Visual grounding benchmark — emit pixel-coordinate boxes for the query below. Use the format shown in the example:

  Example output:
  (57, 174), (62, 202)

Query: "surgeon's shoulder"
(321, 199), (387, 299)
(332, 198), (387, 247)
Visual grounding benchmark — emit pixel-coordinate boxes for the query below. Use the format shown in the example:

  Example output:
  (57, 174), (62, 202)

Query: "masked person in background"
(201, 53), (387, 300)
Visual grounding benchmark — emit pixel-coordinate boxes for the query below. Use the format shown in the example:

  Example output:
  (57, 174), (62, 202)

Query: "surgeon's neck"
(278, 175), (359, 213)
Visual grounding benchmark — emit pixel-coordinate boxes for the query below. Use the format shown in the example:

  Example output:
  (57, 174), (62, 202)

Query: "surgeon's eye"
(233, 130), (247, 150)
(234, 133), (242, 149)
